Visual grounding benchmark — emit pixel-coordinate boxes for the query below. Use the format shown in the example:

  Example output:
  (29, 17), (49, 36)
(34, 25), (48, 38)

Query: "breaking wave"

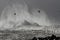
(0, 0), (52, 30)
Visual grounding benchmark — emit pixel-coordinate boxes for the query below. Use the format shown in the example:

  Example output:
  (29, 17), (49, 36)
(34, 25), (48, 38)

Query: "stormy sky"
(0, 0), (60, 25)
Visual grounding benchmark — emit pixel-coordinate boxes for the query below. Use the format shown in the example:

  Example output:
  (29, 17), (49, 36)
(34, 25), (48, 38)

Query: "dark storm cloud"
(0, 0), (60, 25)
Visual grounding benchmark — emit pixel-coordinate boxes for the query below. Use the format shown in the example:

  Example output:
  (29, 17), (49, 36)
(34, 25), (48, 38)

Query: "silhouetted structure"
(31, 34), (60, 40)
(32, 37), (37, 40)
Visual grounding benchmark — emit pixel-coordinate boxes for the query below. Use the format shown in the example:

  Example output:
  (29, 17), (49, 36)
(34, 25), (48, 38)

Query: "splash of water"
(0, 1), (52, 30)
(30, 8), (52, 26)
